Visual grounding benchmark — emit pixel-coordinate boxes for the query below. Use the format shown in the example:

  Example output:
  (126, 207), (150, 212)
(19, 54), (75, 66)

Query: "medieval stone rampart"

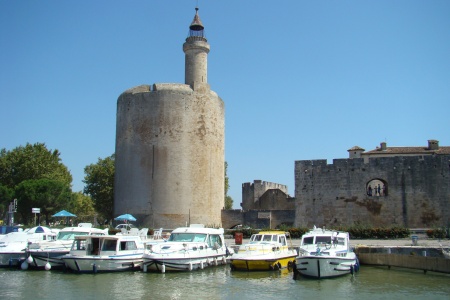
(241, 180), (289, 210)
(294, 155), (450, 228)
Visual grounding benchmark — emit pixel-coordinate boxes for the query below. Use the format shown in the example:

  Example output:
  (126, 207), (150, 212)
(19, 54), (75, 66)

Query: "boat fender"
(189, 262), (193, 271)
(27, 256), (33, 264)
(161, 264), (166, 273)
(292, 261), (298, 280)
(214, 258), (218, 266)
(272, 247), (276, 252)
(222, 256), (226, 264)
(21, 261), (29, 270)
(143, 264), (148, 273)
(200, 261), (204, 269)
(350, 265), (354, 275)
(93, 263), (98, 274)
(277, 262), (282, 270)
(287, 261), (294, 272)
(45, 262), (51, 271)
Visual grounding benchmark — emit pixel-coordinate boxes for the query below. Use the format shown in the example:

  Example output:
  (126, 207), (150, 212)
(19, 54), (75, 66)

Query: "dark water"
(1, 266), (449, 300)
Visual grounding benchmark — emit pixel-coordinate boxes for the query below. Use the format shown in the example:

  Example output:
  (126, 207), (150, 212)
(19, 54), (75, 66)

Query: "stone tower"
(114, 8), (225, 228)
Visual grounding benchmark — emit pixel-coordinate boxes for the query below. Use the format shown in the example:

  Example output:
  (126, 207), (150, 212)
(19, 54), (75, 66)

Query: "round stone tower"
(114, 8), (224, 228)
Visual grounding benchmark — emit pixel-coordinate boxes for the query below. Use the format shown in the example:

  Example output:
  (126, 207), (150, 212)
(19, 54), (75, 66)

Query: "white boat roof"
(73, 234), (141, 241)
(303, 226), (349, 237)
(59, 225), (105, 234)
(171, 225), (224, 235)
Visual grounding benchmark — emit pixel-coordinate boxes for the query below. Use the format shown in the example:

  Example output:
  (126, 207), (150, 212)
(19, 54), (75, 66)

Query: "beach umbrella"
(114, 214), (137, 222)
(52, 210), (77, 226)
(52, 210), (77, 217)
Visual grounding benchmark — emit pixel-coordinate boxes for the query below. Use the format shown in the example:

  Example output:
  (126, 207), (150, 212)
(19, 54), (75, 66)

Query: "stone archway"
(366, 179), (388, 197)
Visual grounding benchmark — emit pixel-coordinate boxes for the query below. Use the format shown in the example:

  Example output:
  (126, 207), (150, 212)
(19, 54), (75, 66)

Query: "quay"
(224, 236), (450, 274)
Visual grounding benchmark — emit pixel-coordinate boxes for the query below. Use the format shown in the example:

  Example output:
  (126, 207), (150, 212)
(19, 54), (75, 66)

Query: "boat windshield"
(168, 233), (207, 242)
(250, 234), (262, 242)
(302, 236), (314, 245)
(316, 236), (332, 244)
(57, 231), (89, 240)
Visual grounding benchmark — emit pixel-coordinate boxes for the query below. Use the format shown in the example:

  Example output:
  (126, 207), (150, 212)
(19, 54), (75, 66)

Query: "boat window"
(316, 236), (332, 244)
(337, 237), (345, 245)
(302, 237), (314, 245)
(120, 241), (137, 251)
(168, 233), (207, 242)
(58, 232), (90, 240)
(102, 239), (117, 251)
(263, 235), (272, 242)
(250, 235), (262, 242)
(208, 235), (222, 248)
(272, 235), (278, 242)
(71, 239), (87, 251)
(279, 235), (286, 246)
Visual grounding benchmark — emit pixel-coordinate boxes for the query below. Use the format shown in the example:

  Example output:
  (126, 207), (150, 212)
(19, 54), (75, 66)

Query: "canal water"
(1, 266), (449, 300)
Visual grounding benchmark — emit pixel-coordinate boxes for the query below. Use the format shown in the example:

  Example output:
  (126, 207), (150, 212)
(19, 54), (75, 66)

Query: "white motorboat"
(0, 226), (58, 267)
(142, 224), (232, 272)
(62, 234), (145, 273)
(294, 226), (360, 279)
(230, 231), (297, 271)
(25, 223), (108, 270)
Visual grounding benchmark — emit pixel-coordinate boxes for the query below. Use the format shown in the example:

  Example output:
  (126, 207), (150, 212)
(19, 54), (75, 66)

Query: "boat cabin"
(70, 236), (141, 255)
(249, 231), (287, 246)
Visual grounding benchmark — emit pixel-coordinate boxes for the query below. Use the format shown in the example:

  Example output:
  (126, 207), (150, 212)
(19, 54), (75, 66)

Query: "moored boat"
(61, 234), (145, 273)
(0, 226), (58, 268)
(142, 224), (232, 272)
(25, 223), (108, 270)
(230, 230), (297, 271)
(293, 226), (359, 279)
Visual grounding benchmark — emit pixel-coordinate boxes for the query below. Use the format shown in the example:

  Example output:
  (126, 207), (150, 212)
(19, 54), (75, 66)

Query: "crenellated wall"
(241, 180), (290, 210)
(294, 155), (450, 228)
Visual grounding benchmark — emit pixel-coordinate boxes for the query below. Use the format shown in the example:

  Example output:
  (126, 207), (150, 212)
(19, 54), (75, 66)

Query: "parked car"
(115, 224), (136, 231)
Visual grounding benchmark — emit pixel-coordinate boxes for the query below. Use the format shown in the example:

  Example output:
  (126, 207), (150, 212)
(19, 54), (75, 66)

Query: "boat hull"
(295, 256), (359, 279)
(62, 255), (143, 273)
(27, 251), (68, 269)
(143, 254), (228, 272)
(0, 252), (26, 268)
(230, 254), (297, 271)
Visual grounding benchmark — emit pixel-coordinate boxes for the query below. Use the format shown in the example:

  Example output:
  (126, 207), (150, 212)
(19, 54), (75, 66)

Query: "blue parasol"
(52, 210), (77, 217)
(114, 214), (137, 222)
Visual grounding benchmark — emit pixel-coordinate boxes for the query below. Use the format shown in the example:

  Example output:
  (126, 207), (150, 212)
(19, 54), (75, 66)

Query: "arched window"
(366, 179), (388, 197)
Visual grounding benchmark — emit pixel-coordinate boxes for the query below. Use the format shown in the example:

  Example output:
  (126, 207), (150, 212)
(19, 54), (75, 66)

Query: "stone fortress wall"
(294, 154), (450, 228)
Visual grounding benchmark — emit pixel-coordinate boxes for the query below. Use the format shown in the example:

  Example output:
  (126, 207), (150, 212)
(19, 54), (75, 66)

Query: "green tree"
(15, 179), (72, 225)
(224, 161), (233, 209)
(83, 154), (115, 222)
(72, 191), (96, 223)
(0, 184), (14, 223)
(0, 143), (72, 188)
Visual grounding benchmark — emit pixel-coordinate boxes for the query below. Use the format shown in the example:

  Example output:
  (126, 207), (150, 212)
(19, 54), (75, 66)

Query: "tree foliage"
(224, 161), (233, 209)
(0, 184), (14, 221)
(72, 191), (96, 222)
(15, 179), (72, 225)
(83, 154), (115, 222)
(0, 143), (72, 188)
(0, 143), (73, 225)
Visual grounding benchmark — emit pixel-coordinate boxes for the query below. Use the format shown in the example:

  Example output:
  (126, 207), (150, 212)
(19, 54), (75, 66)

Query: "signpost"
(32, 208), (41, 226)
(8, 199), (17, 226)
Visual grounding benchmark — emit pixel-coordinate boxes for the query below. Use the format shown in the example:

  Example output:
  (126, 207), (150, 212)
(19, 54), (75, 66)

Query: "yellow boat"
(230, 231), (297, 271)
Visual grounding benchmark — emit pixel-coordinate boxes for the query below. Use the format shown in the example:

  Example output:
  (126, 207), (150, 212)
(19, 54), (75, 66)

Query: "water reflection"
(0, 266), (449, 300)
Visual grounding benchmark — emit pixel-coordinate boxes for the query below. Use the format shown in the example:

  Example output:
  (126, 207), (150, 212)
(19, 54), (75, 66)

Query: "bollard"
(411, 235), (418, 246)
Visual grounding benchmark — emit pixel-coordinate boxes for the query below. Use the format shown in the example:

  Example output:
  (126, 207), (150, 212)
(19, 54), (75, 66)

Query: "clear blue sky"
(1, 1), (449, 209)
